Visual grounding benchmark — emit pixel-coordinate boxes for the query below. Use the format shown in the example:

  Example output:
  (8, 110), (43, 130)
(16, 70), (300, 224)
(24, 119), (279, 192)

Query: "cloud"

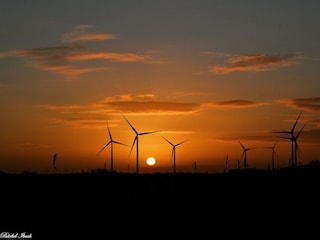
(50, 117), (109, 128)
(61, 25), (116, 43)
(305, 119), (320, 128)
(81, 94), (201, 115)
(0, 26), (151, 77)
(208, 134), (280, 143)
(202, 99), (267, 108)
(105, 101), (200, 115)
(209, 53), (303, 74)
(300, 129), (320, 143)
(43, 94), (202, 128)
(278, 97), (320, 113)
(9, 45), (149, 76)
(39, 63), (106, 76)
(0, 52), (11, 58)
(64, 51), (150, 62)
(104, 94), (155, 101)
(42, 94), (268, 128)
(62, 33), (116, 43)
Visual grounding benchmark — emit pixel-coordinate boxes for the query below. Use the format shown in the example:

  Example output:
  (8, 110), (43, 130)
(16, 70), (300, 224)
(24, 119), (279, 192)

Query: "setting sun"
(146, 157), (156, 166)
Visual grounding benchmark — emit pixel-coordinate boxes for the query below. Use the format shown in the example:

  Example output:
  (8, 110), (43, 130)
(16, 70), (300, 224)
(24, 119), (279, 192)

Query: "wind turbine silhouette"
(263, 141), (278, 170)
(238, 140), (256, 169)
(96, 121), (128, 172)
(274, 111), (303, 167)
(281, 123), (306, 167)
(52, 153), (58, 173)
(123, 115), (160, 174)
(162, 136), (188, 175)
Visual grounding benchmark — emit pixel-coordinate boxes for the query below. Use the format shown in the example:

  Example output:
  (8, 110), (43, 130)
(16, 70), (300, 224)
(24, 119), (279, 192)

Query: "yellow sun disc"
(146, 157), (156, 166)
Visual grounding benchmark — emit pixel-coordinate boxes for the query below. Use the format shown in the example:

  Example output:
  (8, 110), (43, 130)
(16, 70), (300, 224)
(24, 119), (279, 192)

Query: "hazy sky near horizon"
(1, 0), (320, 173)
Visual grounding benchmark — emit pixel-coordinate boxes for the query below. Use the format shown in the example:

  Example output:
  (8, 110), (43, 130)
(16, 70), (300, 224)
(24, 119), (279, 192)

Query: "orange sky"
(1, 1), (320, 174)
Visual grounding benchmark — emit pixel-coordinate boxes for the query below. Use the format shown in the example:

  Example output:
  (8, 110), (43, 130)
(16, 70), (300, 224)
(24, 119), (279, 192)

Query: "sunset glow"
(1, 1), (320, 174)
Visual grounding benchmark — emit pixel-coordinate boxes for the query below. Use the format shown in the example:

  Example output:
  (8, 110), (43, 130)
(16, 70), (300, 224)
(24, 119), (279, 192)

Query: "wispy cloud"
(208, 135), (281, 143)
(61, 24), (117, 43)
(0, 26), (151, 77)
(50, 117), (109, 128)
(62, 32), (116, 43)
(0, 52), (12, 58)
(202, 99), (267, 108)
(64, 51), (149, 62)
(43, 94), (268, 128)
(105, 101), (200, 115)
(305, 119), (320, 128)
(45, 94), (201, 116)
(209, 53), (303, 74)
(278, 97), (320, 113)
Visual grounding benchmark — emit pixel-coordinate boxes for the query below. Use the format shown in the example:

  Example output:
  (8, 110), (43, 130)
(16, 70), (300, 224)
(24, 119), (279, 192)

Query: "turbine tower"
(238, 140), (256, 169)
(162, 136), (188, 175)
(275, 111), (303, 167)
(123, 115), (159, 174)
(96, 121), (128, 172)
(263, 141), (278, 170)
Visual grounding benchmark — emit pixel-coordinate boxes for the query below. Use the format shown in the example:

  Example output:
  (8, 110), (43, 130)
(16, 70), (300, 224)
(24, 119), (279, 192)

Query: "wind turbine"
(274, 111), (303, 167)
(281, 124), (306, 167)
(162, 136), (188, 175)
(52, 153), (58, 173)
(263, 141), (278, 170)
(123, 115), (160, 174)
(238, 140), (256, 169)
(96, 121), (128, 172)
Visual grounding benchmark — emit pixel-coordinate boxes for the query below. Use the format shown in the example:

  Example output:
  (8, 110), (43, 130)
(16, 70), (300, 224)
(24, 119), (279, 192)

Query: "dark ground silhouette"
(1, 164), (320, 238)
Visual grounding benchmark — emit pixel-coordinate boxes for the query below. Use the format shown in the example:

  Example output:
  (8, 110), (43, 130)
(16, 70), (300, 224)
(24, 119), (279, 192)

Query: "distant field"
(1, 166), (320, 207)
(1, 166), (320, 237)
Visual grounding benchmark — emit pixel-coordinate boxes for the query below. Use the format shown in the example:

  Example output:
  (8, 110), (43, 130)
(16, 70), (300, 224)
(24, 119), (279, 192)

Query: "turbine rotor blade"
(279, 137), (292, 141)
(292, 111), (303, 132)
(176, 139), (188, 147)
(247, 147), (256, 151)
(274, 131), (291, 134)
(113, 140), (128, 146)
(140, 130), (160, 136)
(106, 121), (112, 140)
(123, 115), (138, 134)
(238, 140), (245, 150)
(96, 141), (111, 156)
(296, 124), (306, 139)
(129, 136), (137, 157)
(162, 136), (174, 146)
